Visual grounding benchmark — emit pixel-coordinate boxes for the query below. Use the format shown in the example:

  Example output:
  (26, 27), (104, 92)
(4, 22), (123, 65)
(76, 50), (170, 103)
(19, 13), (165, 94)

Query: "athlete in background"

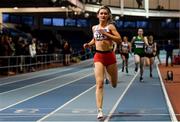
(131, 28), (148, 82)
(120, 36), (131, 73)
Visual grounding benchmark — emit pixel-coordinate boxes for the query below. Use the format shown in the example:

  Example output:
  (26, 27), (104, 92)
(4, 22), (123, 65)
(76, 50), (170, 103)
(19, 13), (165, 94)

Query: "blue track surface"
(109, 69), (171, 121)
(0, 56), (176, 122)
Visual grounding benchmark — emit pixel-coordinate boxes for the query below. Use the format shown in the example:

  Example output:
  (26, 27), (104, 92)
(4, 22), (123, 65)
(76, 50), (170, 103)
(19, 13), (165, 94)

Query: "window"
(136, 21), (148, 28)
(115, 20), (123, 28)
(77, 19), (88, 27)
(3, 14), (10, 23)
(124, 21), (136, 28)
(161, 21), (175, 29)
(52, 18), (64, 26)
(10, 15), (20, 24)
(65, 18), (76, 26)
(176, 22), (180, 28)
(43, 18), (52, 25)
(22, 16), (33, 25)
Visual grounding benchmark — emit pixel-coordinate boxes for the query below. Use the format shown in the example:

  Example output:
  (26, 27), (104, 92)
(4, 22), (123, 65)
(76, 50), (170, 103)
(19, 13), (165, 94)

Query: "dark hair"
(97, 5), (113, 24)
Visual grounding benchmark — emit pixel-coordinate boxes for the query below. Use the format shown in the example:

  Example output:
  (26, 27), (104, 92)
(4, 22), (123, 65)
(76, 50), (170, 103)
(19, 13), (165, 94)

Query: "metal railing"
(0, 54), (63, 76)
(0, 50), (94, 77)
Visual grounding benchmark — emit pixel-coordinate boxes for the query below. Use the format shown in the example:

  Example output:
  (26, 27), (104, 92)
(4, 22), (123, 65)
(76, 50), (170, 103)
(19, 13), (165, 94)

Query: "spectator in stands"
(8, 37), (16, 56)
(15, 37), (27, 73)
(80, 47), (86, 60)
(62, 41), (72, 65)
(136, 0), (143, 8)
(165, 40), (174, 67)
(48, 40), (55, 54)
(0, 35), (6, 75)
(0, 35), (15, 75)
(29, 38), (37, 72)
(8, 36), (16, 73)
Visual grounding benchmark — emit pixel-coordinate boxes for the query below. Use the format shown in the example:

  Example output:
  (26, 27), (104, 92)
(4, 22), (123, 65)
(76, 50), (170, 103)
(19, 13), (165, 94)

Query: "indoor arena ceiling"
(0, 0), (179, 18)
(0, 0), (76, 8)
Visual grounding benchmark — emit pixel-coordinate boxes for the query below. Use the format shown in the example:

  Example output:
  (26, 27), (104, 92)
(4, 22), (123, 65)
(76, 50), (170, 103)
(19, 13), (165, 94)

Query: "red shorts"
(94, 51), (116, 66)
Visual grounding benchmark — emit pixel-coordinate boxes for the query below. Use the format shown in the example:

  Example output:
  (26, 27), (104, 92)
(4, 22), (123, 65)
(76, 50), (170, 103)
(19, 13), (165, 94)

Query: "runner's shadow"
(97, 116), (106, 121)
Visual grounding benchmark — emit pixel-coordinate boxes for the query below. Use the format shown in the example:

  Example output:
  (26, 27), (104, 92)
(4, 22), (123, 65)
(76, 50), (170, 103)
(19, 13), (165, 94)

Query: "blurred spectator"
(0, 35), (15, 75)
(80, 47), (86, 60)
(157, 5), (164, 10)
(0, 35), (6, 75)
(8, 37), (16, 56)
(85, 47), (91, 59)
(136, 0), (143, 8)
(165, 40), (174, 67)
(29, 38), (37, 71)
(62, 41), (72, 65)
(8, 36), (16, 73)
(15, 37), (28, 72)
(48, 40), (55, 54)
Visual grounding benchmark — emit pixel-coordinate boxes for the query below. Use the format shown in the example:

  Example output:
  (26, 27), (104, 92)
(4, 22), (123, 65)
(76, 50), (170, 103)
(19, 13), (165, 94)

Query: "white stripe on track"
(156, 63), (178, 122)
(37, 62), (135, 122)
(0, 73), (93, 112)
(104, 70), (139, 122)
(0, 68), (73, 86)
(0, 68), (92, 95)
(36, 85), (96, 122)
(0, 59), (93, 86)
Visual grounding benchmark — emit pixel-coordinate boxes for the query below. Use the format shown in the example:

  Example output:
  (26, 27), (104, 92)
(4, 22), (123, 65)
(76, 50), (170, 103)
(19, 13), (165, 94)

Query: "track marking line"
(104, 70), (139, 122)
(0, 73), (93, 112)
(0, 67), (74, 86)
(0, 68), (92, 95)
(36, 85), (96, 122)
(36, 62), (134, 121)
(156, 63), (178, 122)
(0, 59), (94, 86)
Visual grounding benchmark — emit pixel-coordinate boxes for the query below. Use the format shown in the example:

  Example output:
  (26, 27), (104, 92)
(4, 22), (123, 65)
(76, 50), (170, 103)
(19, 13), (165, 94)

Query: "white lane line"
(0, 59), (123, 111)
(0, 73), (93, 112)
(36, 85), (96, 122)
(0, 60), (92, 86)
(104, 70), (139, 122)
(0, 67), (74, 86)
(0, 68), (92, 95)
(2, 113), (175, 117)
(36, 61), (134, 121)
(156, 63), (178, 122)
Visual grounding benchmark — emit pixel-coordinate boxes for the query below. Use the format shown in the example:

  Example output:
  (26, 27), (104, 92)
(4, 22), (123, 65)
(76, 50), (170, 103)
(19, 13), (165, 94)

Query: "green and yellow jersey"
(133, 36), (145, 56)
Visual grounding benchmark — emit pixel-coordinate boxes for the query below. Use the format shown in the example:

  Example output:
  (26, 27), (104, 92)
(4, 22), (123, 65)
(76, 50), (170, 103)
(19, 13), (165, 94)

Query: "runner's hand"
(83, 43), (89, 48)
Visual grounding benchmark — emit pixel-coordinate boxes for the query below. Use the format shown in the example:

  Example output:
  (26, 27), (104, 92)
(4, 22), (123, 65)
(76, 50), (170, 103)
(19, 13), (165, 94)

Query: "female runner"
(83, 6), (121, 119)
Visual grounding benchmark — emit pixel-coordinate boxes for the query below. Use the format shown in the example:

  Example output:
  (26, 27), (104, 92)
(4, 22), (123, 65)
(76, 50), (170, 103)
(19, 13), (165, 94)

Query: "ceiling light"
(115, 16), (120, 20)
(51, 0), (57, 3)
(84, 12), (89, 18)
(13, 7), (18, 10)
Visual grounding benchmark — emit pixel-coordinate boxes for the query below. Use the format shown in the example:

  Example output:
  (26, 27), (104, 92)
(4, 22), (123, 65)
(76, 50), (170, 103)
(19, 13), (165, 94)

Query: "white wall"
(101, 0), (179, 10)
(149, 0), (158, 9)
(0, 12), (2, 24)
(170, 0), (180, 10)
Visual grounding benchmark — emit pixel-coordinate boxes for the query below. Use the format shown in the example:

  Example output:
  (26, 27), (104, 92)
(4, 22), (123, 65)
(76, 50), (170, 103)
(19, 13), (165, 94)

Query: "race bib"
(135, 45), (143, 48)
(145, 46), (153, 54)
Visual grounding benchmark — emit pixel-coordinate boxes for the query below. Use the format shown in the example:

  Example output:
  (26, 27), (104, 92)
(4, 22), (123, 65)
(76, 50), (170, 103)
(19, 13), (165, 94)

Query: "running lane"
(108, 65), (172, 121)
(0, 62), (93, 93)
(0, 56), (129, 122)
(0, 76), (95, 121)
(37, 64), (137, 122)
